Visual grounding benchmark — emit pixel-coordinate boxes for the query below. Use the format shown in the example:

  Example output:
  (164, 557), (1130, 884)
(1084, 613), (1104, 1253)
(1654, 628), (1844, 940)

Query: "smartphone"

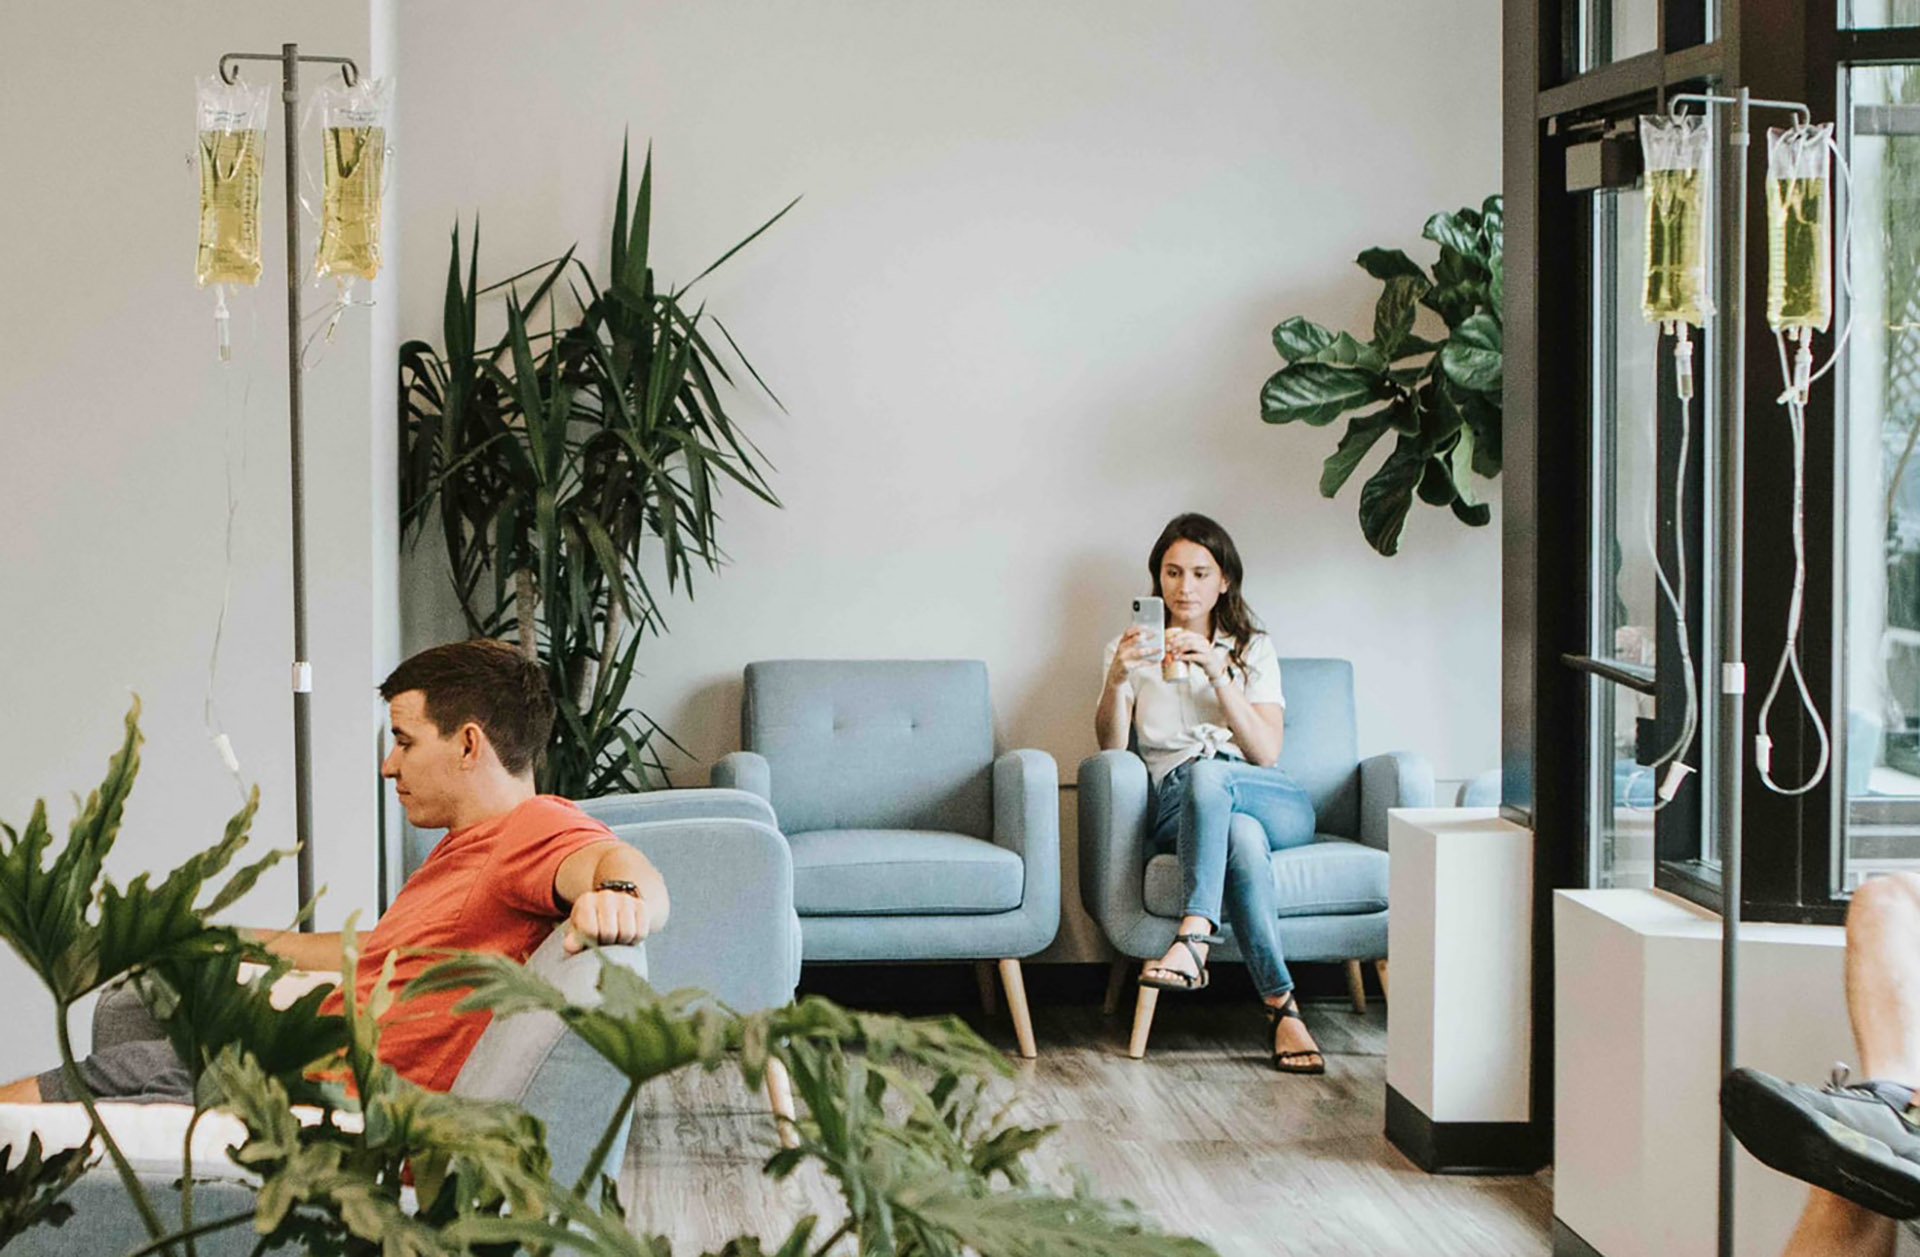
(1130, 596), (1165, 661)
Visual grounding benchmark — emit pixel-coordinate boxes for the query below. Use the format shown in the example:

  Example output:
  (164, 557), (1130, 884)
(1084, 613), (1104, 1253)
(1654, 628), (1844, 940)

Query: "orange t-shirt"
(320, 795), (615, 1092)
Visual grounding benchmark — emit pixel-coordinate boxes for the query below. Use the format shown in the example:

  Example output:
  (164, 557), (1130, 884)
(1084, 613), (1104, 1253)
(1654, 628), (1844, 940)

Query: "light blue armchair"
(1079, 657), (1433, 1057)
(712, 660), (1060, 1057)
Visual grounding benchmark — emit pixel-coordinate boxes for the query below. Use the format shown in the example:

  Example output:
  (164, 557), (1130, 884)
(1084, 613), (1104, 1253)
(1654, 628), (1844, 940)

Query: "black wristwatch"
(594, 879), (643, 898)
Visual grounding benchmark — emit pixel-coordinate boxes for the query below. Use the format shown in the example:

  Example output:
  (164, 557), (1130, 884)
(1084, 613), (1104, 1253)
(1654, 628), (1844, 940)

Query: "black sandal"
(1265, 994), (1326, 1075)
(1139, 932), (1215, 992)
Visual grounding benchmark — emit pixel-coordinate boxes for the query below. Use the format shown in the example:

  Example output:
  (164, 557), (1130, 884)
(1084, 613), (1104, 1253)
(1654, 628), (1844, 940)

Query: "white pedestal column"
(1385, 807), (1540, 1173)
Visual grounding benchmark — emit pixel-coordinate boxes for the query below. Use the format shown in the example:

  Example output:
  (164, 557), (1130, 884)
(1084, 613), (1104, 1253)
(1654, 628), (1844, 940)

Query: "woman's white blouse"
(1101, 630), (1286, 785)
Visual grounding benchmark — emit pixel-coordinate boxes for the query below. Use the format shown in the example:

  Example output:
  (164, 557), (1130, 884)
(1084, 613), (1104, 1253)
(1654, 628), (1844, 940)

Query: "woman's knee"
(1185, 758), (1232, 800)
(1224, 820), (1268, 869)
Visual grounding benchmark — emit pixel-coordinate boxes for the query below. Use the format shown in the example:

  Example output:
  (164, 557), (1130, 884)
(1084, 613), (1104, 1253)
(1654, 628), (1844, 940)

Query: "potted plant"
(401, 140), (794, 796)
(1259, 196), (1504, 557)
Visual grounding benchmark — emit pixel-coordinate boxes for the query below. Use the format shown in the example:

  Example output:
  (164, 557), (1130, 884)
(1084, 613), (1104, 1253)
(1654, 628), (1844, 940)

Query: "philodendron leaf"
(0, 1133), (93, 1248)
(1320, 413), (1395, 498)
(1489, 248), (1505, 322)
(1448, 424), (1484, 510)
(1269, 316), (1334, 364)
(0, 702), (140, 998)
(1260, 363), (1382, 427)
(905, 1180), (1220, 1257)
(1417, 453), (1458, 507)
(1439, 313), (1504, 394)
(1453, 497), (1494, 526)
(1358, 436), (1432, 556)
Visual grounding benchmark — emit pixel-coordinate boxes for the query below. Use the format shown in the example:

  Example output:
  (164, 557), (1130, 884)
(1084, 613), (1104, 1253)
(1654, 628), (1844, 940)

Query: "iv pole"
(1666, 86), (1813, 1257)
(216, 44), (361, 932)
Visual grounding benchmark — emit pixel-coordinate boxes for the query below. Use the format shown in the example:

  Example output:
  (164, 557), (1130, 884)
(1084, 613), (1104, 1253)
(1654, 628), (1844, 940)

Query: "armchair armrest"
(578, 787), (776, 830)
(992, 749), (1060, 952)
(1359, 750), (1436, 850)
(1076, 750), (1159, 956)
(710, 751), (772, 804)
(608, 816), (798, 1013)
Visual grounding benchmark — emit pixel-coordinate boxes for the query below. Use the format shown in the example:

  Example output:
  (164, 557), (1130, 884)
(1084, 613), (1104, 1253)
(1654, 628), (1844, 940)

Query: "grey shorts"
(35, 981), (193, 1105)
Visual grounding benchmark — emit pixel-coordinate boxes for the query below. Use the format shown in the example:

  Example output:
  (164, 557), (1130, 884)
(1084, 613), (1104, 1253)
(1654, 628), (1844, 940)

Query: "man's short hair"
(379, 640), (555, 777)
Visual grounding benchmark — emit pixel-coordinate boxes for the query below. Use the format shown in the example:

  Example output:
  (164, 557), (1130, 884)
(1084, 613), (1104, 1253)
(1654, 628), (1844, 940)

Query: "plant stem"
(121, 1212), (256, 1257)
(570, 1075), (641, 1200)
(54, 1001), (173, 1249)
(514, 568), (539, 660)
(181, 1104), (203, 1257)
(810, 1219), (857, 1257)
(577, 599), (624, 711)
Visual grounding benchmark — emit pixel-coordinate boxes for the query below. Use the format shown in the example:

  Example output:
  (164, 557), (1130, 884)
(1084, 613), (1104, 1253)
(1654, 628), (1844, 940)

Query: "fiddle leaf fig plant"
(1261, 196), (1504, 557)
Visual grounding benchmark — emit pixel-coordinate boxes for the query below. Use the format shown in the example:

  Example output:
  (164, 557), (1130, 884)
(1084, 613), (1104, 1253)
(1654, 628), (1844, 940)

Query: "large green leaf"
(0, 1133), (92, 1248)
(1319, 412), (1396, 498)
(1358, 436), (1432, 556)
(1423, 207), (1486, 265)
(1269, 316), (1334, 365)
(1372, 275), (1427, 358)
(1439, 313), (1504, 394)
(1355, 247), (1428, 282)
(1260, 363), (1384, 427)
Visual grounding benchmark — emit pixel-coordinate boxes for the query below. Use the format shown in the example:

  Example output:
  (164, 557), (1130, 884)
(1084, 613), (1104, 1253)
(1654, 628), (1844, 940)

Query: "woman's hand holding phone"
(1107, 625), (1159, 687)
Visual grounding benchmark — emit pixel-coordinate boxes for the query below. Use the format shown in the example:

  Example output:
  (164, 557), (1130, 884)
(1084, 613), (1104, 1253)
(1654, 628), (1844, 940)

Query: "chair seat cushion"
(790, 829), (1023, 916)
(1143, 836), (1388, 919)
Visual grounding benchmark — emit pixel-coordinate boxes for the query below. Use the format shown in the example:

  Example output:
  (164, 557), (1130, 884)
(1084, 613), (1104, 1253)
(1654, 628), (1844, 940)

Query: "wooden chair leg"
(974, 959), (999, 1017)
(1345, 959), (1368, 1014)
(1374, 959), (1389, 1001)
(1101, 956), (1131, 1017)
(765, 1056), (799, 1150)
(996, 958), (1037, 1059)
(1128, 985), (1160, 1059)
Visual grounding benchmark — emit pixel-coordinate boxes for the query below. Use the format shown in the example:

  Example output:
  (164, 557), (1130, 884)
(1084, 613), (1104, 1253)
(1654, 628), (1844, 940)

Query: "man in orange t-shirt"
(2, 639), (670, 1103)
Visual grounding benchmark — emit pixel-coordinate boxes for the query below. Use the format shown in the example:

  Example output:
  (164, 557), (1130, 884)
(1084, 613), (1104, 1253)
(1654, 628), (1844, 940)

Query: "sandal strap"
(1275, 1049), (1323, 1062)
(1265, 994), (1304, 1025)
(1173, 935), (1212, 970)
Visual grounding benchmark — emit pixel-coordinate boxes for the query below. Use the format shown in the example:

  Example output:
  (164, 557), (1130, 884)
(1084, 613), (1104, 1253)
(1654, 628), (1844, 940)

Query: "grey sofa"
(1078, 657), (1433, 1057)
(712, 659), (1060, 1057)
(9, 927), (645, 1256)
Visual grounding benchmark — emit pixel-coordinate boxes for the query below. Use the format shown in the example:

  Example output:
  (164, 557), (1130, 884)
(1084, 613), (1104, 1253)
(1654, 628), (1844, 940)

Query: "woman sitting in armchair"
(1093, 512), (1323, 1074)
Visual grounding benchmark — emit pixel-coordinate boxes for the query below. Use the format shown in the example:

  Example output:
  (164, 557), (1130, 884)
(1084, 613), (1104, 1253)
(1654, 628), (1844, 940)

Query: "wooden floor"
(619, 991), (1552, 1256)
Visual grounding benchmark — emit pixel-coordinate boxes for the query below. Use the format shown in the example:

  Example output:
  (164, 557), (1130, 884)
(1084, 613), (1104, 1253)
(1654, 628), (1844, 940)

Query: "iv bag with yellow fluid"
(195, 77), (269, 287)
(313, 77), (392, 281)
(1766, 123), (1834, 333)
(1640, 114), (1715, 327)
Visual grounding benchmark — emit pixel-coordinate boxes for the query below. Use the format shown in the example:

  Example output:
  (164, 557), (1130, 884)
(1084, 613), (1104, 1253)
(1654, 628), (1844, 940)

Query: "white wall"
(394, 0), (1505, 802)
(0, 1), (400, 1079)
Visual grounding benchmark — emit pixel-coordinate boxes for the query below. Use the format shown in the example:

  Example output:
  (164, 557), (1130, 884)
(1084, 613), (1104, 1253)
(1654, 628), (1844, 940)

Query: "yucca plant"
(1260, 196), (1504, 557)
(1, 709), (1218, 1257)
(400, 139), (795, 796)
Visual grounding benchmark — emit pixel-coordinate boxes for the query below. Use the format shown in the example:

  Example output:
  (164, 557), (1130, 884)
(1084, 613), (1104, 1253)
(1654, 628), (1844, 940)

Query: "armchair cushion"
(790, 829), (1024, 916)
(1141, 834), (1388, 919)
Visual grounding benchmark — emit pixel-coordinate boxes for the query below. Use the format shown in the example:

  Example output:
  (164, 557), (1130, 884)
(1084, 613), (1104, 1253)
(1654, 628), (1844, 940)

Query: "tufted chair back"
(741, 660), (994, 838)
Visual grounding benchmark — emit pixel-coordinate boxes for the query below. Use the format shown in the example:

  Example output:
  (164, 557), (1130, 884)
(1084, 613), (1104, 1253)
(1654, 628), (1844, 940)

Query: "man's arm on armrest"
(240, 928), (345, 973)
(554, 841), (670, 953)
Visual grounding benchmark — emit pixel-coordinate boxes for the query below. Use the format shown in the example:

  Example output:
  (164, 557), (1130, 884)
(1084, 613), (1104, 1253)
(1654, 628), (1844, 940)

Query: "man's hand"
(563, 887), (651, 954)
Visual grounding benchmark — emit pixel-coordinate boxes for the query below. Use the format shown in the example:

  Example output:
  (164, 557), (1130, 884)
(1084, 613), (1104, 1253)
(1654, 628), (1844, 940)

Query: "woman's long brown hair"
(1147, 513), (1262, 675)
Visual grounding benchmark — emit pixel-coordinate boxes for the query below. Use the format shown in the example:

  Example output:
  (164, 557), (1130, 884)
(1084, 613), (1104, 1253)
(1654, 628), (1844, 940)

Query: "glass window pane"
(1847, 0), (1920, 29)
(1591, 189), (1662, 889)
(1843, 64), (1920, 891)
(1580, 0), (1659, 71)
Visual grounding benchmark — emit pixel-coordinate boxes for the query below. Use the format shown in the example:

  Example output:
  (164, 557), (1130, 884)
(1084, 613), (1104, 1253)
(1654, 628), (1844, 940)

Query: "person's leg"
(1845, 872), (1920, 1086)
(0, 984), (192, 1105)
(1724, 872), (1920, 1255)
(1206, 761), (1323, 1069)
(1142, 760), (1224, 986)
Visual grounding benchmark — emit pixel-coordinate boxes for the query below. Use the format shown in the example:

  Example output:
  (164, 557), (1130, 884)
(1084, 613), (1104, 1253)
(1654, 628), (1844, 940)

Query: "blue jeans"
(1150, 754), (1318, 998)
